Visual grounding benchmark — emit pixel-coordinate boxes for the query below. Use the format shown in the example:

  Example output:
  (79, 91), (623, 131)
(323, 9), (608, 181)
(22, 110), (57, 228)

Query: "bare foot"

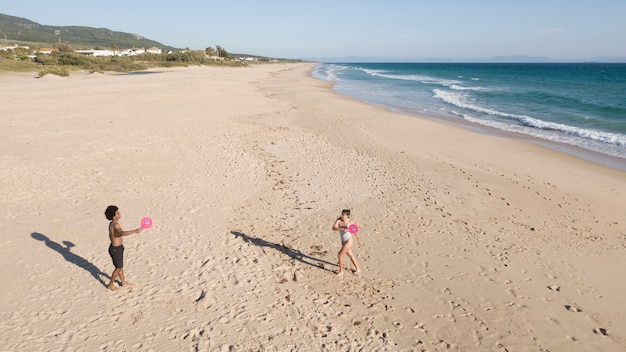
(335, 270), (344, 276)
(354, 269), (362, 275)
(108, 285), (118, 291)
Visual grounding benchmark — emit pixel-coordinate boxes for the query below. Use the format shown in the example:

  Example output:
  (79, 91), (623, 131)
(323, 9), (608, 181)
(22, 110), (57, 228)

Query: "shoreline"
(397, 105), (626, 173)
(311, 63), (626, 173)
(2, 63), (625, 351)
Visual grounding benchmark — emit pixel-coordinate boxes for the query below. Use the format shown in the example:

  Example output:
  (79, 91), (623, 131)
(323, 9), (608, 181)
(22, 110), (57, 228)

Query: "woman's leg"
(346, 247), (361, 273)
(337, 239), (352, 275)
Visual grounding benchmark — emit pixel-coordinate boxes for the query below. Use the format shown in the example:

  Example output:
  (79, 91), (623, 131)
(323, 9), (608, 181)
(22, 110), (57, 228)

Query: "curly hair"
(105, 205), (118, 220)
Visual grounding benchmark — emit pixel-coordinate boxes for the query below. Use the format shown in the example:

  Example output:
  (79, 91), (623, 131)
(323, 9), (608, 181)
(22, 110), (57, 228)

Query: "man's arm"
(114, 222), (141, 237)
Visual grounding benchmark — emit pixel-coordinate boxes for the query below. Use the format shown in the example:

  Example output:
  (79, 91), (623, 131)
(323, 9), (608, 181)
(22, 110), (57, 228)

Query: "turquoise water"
(313, 63), (626, 162)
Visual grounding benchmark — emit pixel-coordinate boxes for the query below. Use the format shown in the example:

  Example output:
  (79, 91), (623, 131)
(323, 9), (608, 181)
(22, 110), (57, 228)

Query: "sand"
(1, 63), (625, 351)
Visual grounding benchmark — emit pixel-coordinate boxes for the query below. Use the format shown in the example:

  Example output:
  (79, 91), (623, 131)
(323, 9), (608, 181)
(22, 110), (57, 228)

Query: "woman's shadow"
(231, 230), (336, 273)
(31, 232), (109, 287)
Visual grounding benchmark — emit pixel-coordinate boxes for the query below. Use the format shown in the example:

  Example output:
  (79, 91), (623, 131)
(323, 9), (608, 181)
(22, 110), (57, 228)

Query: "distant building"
(120, 47), (145, 56)
(42, 47), (162, 57)
(0, 44), (30, 51)
(75, 49), (116, 57)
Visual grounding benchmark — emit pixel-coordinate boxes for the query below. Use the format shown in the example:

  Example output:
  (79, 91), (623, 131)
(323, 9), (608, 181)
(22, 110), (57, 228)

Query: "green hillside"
(0, 13), (178, 51)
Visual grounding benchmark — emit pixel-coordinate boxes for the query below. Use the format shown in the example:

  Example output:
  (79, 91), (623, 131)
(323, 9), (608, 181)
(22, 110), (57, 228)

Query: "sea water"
(312, 63), (626, 165)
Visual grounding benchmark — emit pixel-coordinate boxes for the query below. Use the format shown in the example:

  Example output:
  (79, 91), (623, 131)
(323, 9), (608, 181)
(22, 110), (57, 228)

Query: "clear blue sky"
(3, 0), (625, 60)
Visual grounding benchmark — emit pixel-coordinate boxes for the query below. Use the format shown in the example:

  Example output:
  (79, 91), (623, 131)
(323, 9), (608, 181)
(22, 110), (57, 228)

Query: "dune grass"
(0, 51), (247, 77)
(0, 58), (42, 73)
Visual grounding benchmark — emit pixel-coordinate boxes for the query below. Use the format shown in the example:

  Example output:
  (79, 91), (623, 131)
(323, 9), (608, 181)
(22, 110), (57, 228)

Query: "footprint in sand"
(593, 327), (609, 336)
(547, 285), (560, 292)
(565, 304), (582, 313)
(566, 335), (579, 343)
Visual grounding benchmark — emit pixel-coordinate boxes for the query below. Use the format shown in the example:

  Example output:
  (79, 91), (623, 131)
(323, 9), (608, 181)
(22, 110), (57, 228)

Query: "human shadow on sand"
(31, 232), (108, 286)
(231, 230), (336, 273)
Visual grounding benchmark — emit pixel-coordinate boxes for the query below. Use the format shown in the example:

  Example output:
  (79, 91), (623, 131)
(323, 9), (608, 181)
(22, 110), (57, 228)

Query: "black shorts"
(109, 244), (124, 269)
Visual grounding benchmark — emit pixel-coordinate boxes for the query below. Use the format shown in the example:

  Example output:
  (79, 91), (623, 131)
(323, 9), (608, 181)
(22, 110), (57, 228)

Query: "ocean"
(312, 63), (626, 167)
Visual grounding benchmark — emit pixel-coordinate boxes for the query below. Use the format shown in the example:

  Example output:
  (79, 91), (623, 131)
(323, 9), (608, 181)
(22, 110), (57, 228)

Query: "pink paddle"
(140, 217), (153, 229)
(348, 224), (359, 234)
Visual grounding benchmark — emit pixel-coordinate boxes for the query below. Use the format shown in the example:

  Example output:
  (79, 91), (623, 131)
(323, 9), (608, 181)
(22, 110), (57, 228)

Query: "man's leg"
(107, 268), (121, 290)
(119, 269), (131, 287)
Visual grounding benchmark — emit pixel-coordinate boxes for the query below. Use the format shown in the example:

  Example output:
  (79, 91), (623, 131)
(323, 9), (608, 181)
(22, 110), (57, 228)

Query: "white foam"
(450, 84), (490, 91)
(315, 64), (626, 158)
(436, 89), (626, 149)
(360, 68), (461, 87)
(450, 111), (625, 157)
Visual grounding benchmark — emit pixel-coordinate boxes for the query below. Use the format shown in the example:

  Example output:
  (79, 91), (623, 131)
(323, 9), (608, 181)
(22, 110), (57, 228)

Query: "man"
(104, 205), (142, 290)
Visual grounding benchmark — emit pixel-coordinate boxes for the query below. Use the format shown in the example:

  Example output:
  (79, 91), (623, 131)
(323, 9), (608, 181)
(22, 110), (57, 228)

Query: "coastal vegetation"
(0, 13), (298, 77)
(0, 41), (247, 77)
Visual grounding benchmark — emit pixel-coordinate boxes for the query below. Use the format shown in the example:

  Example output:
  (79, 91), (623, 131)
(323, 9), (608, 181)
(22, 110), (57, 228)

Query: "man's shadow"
(31, 232), (109, 287)
(231, 230), (336, 273)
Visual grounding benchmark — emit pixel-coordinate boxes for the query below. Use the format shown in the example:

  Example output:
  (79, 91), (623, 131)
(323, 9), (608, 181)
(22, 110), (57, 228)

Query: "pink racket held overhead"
(140, 217), (153, 229)
(348, 224), (359, 234)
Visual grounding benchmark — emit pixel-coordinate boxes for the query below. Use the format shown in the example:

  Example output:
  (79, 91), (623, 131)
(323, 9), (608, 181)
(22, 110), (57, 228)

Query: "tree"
(216, 45), (229, 59)
(205, 46), (215, 56)
(54, 43), (74, 54)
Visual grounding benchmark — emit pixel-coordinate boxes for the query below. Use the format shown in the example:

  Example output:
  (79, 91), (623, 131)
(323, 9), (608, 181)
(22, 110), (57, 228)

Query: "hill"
(0, 13), (178, 51)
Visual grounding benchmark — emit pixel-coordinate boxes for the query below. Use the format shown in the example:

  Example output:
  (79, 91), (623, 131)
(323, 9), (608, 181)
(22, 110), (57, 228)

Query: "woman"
(332, 209), (362, 275)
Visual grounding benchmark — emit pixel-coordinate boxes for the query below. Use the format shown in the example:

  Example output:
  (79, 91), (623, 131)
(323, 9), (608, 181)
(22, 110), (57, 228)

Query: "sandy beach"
(1, 63), (625, 351)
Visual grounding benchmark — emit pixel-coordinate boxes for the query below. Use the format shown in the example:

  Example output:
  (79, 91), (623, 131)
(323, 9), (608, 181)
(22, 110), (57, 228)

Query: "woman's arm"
(332, 219), (344, 231)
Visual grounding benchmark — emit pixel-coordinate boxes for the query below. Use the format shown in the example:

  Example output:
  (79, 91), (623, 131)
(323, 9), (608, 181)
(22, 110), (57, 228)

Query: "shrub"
(0, 50), (14, 59)
(34, 54), (59, 66)
(38, 67), (70, 77)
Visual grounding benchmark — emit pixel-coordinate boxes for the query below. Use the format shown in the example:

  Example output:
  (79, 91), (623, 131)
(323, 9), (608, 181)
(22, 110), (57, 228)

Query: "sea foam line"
(360, 68), (462, 87)
(434, 89), (626, 147)
(450, 84), (490, 91)
(360, 68), (490, 91)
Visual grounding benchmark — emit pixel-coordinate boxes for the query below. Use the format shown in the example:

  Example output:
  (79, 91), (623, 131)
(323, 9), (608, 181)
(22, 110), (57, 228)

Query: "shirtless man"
(105, 205), (141, 290)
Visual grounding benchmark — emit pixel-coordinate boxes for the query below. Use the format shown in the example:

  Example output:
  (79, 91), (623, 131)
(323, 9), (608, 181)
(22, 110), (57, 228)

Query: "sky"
(2, 0), (626, 61)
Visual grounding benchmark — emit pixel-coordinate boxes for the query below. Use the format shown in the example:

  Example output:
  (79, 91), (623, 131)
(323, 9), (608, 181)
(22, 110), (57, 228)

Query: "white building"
(73, 47), (162, 57)
(75, 49), (116, 57)
(0, 44), (30, 51)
